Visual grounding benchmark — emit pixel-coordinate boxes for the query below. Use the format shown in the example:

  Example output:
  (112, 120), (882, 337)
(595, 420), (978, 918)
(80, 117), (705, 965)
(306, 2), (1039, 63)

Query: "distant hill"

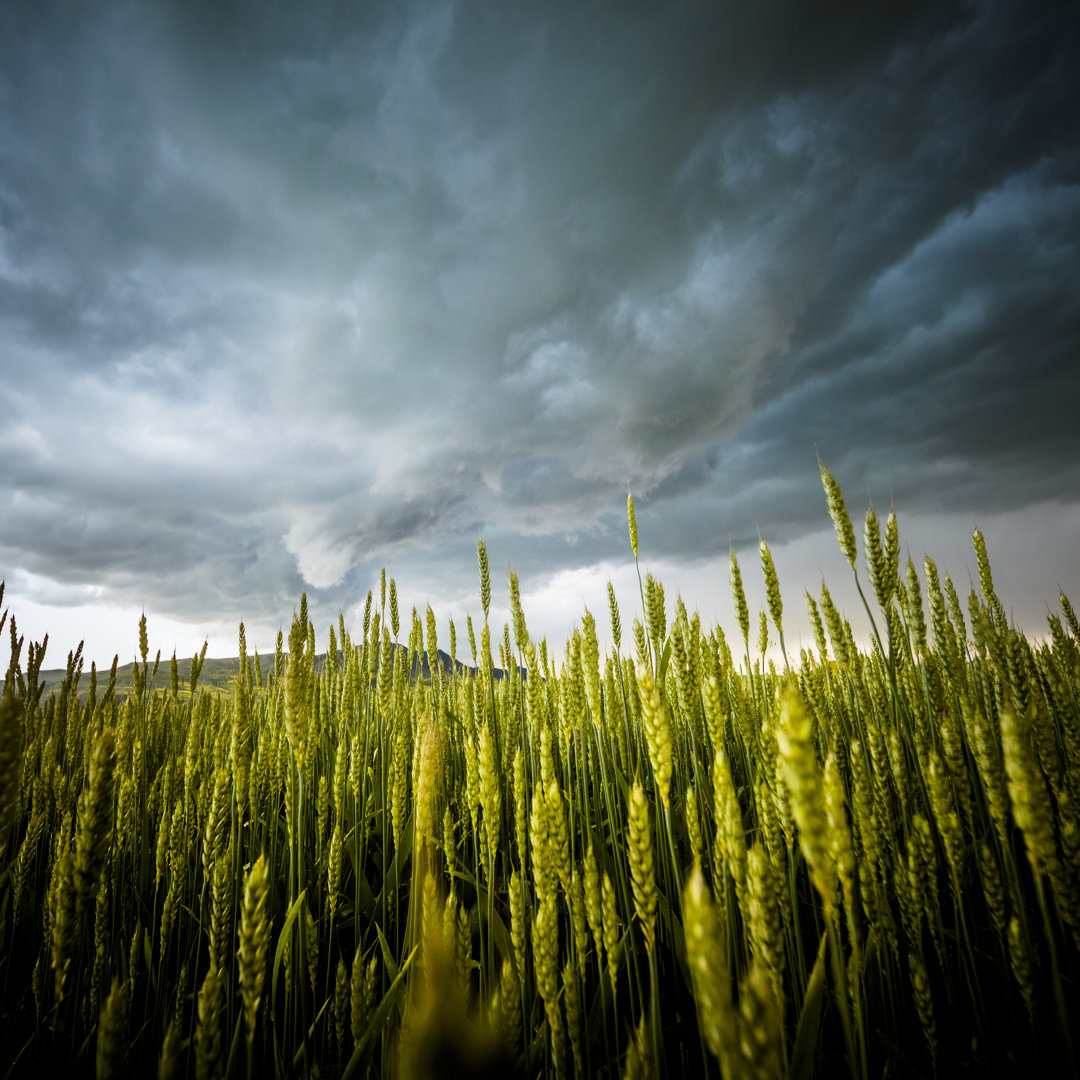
(33, 642), (525, 701)
(35, 654), (245, 701)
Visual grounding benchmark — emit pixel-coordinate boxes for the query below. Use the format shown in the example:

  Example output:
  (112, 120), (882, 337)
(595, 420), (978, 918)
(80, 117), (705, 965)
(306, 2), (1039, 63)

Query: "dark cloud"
(0, 0), (1077, 659)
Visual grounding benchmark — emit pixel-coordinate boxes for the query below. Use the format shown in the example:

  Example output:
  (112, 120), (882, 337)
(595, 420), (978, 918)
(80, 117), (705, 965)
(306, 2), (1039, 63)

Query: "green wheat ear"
(760, 537), (783, 639)
(627, 777), (657, 952)
(238, 853), (271, 1045)
(195, 960), (224, 1080)
(777, 686), (836, 915)
(96, 977), (129, 1080)
(73, 727), (116, 936)
(819, 460), (858, 569)
(730, 548), (750, 645)
(682, 863), (739, 1071)
(637, 665), (672, 809)
(0, 693), (24, 847)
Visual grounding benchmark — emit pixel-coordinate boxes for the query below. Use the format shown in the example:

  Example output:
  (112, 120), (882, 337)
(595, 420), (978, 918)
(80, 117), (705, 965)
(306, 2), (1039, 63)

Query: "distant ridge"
(33, 641), (527, 700)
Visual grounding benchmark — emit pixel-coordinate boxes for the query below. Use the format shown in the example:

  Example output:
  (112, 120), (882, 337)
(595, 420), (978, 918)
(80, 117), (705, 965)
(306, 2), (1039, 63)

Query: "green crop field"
(0, 464), (1077, 1079)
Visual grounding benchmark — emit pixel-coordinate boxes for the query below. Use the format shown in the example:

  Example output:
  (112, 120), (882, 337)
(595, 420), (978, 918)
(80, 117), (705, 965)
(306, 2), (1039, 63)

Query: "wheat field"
(0, 465), (1077, 1078)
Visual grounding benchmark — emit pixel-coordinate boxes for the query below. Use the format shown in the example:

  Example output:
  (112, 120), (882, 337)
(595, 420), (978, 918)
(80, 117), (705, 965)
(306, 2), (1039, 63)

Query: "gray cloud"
(1, 0), (1077, 659)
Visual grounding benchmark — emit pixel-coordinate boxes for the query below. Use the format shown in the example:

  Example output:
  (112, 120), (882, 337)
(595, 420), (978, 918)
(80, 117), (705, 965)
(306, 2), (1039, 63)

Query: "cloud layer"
(1, 0), (1077, 660)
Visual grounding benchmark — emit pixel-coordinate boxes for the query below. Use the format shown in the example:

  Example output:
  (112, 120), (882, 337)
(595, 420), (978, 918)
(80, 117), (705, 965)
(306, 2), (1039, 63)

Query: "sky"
(1, 0), (1078, 672)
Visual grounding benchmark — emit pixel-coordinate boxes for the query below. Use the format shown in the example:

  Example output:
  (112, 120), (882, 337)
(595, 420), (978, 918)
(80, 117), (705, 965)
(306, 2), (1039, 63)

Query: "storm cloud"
(1, 0), (1077, 662)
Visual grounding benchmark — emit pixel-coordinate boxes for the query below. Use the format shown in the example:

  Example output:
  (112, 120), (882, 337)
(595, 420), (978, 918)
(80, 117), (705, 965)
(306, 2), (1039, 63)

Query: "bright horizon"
(10, 494), (1076, 676)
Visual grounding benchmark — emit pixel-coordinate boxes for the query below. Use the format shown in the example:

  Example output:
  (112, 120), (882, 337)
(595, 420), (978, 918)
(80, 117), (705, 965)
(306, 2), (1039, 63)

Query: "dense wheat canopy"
(0, 0), (1077, 661)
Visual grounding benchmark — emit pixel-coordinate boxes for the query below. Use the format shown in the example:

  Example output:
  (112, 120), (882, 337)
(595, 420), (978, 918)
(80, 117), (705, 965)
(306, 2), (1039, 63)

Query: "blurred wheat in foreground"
(0, 466), (1078, 1079)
